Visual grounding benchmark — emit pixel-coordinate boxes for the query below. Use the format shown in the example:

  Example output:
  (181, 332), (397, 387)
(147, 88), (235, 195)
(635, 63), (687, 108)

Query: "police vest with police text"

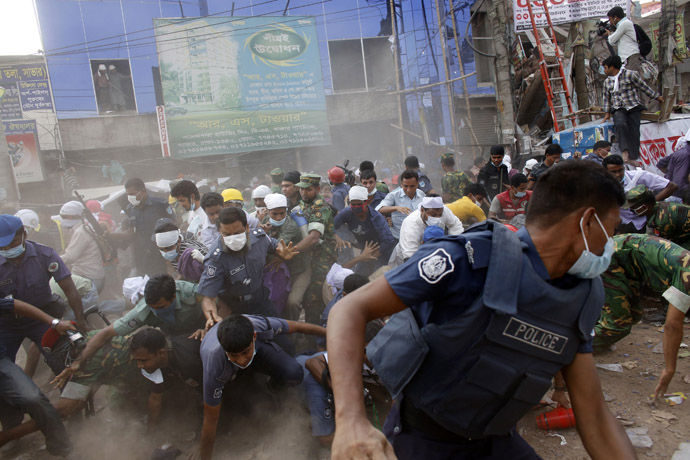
(366, 222), (603, 438)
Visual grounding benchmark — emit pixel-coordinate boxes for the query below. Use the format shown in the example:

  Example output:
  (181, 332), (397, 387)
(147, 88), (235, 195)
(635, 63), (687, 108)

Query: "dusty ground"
(8, 312), (690, 460)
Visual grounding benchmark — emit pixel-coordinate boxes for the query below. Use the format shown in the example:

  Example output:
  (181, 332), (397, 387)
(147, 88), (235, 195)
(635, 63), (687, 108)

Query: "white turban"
(421, 196), (443, 209)
(108, 65), (116, 70)
(264, 193), (288, 210)
(155, 230), (180, 247)
(60, 201), (84, 216)
(98, 64), (106, 71)
(349, 186), (368, 201)
(123, 275), (149, 305)
(252, 185), (271, 199)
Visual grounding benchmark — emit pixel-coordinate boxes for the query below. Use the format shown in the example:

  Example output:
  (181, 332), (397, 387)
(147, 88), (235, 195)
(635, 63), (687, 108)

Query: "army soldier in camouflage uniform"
(593, 234), (690, 398)
(292, 174), (337, 324)
(625, 184), (690, 248)
(440, 152), (472, 203)
(270, 168), (284, 194)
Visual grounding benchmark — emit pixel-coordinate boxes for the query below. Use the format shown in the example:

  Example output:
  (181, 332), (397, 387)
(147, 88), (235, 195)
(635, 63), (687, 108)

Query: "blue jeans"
(0, 357), (72, 456)
(296, 353), (334, 437)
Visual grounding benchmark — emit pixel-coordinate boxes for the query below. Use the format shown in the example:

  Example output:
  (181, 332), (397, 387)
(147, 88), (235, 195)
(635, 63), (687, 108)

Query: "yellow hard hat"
(168, 195), (177, 205)
(221, 188), (243, 203)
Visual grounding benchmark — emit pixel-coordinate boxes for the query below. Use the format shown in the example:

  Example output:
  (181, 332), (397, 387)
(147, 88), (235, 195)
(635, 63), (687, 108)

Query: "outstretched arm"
(654, 303), (685, 398)
(286, 320), (326, 336)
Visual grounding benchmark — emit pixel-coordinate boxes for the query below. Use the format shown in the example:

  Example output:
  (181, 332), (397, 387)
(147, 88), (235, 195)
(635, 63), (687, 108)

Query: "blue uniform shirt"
(0, 241), (71, 308)
(334, 206), (396, 262)
(331, 183), (351, 212)
(0, 298), (15, 359)
(197, 229), (277, 299)
(418, 171), (433, 194)
(369, 190), (387, 209)
(200, 315), (289, 406)
(125, 195), (173, 245)
(582, 153), (604, 164)
(385, 227), (593, 353)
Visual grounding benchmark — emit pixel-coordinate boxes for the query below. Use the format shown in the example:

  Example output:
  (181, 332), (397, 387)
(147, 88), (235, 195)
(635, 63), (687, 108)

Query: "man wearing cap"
(334, 186), (396, 276)
(93, 63), (110, 112)
(0, 298), (75, 457)
(593, 234), (690, 399)
(657, 130), (690, 201)
(522, 158), (538, 177)
(478, 146), (511, 200)
(327, 167), (351, 212)
(221, 188), (260, 230)
(198, 207), (298, 327)
(0, 214), (87, 360)
(397, 196), (463, 261)
(291, 174), (337, 324)
(15, 209), (60, 251)
(377, 170), (426, 240)
(263, 193), (311, 320)
(625, 185), (690, 248)
(404, 156), (434, 194)
(199, 192), (224, 250)
(281, 171), (303, 211)
(270, 168), (284, 193)
(582, 141), (612, 164)
(440, 153), (471, 203)
(110, 178), (172, 276)
(250, 185), (271, 222)
(57, 200), (106, 293)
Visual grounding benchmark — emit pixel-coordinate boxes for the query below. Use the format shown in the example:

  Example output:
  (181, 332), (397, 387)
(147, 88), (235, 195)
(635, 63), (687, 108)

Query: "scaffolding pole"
(390, 0), (406, 160)
(434, 0), (459, 147)
(387, 72), (477, 94)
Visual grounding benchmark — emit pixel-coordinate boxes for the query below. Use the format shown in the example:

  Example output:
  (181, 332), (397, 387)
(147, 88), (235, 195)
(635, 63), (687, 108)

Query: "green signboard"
(154, 16), (331, 158)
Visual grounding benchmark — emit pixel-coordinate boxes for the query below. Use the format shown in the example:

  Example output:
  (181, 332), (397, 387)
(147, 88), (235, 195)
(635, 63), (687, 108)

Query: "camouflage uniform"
(69, 333), (140, 390)
(296, 174), (336, 324)
(626, 185), (690, 249)
(270, 168), (284, 194)
(375, 181), (389, 194)
(441, 171), (472, 202)
(593, 234), (690, 351)
(264, 214), (310, 276)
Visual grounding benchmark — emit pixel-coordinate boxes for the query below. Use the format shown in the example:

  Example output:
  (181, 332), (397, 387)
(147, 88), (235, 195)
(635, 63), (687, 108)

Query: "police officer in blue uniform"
(198, 207), (296, 329)
(327, 161), (637, 460)
(0, 215), (87, 363)
(115, 178), (173, 276)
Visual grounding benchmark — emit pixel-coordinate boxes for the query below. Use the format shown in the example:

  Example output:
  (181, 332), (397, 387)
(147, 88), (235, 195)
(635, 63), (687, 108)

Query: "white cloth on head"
(123, 275), (149, 305)
(98, 64), (106, 71)
(60, 201), (84, 217)
(420, 196), (443, 209)
(108, 65), (116, 70)
(349, 186), (368, 201)
(325, 263), (354, 296)
(155, 230), (180, 247)
(502, 154), (512, 169)
(264, 193), (288, 210)
(252, 185), (271, 199)
(398, 208), (463, 260)
(523, 159), (538, 175)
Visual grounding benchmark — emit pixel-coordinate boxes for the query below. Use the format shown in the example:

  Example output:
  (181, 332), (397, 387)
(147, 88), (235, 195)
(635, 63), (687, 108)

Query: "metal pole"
(0, 116), (21, 204)
(434, 0), (458, 147)
(449, 0), (480, 155)
(389, 0), (406, 160)
(387, 72), (477, 94)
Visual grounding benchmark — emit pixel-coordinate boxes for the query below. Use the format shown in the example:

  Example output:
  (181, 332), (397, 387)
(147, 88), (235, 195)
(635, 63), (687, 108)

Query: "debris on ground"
(595, 363), (624, 372)
(626, 427), (654, 449)
(547, 432), (568, 446)
(621, 361), (638, 370)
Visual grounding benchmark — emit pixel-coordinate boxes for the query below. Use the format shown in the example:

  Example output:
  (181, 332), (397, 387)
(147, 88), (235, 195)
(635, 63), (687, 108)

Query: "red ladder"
(525, 0), (576, 132)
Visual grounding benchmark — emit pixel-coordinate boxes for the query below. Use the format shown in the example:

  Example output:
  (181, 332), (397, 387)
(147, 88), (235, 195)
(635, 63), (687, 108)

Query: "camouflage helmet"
(624, 185), (655, 209)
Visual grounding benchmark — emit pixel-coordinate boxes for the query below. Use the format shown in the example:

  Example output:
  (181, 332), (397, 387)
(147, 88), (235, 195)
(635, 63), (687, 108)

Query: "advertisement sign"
(650, 12), (686, 62)
(0, 84), (22, 120)
(3, 120), (45, 183)
(513, 0), (628, 32)
(18, 80), (53, 111)
(154, 16), (331, 158)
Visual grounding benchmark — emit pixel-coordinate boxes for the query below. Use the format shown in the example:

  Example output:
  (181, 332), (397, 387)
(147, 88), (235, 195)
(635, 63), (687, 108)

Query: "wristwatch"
(51, 318), (60, 329)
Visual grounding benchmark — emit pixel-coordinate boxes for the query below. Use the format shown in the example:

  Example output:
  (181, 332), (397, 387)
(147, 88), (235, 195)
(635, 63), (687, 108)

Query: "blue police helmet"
(423, 225), (445, 243)
(0, 215), (23, 246)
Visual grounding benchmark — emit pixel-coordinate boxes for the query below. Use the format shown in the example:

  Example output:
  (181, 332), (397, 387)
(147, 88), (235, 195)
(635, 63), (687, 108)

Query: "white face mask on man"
(223, 232), (247, 251)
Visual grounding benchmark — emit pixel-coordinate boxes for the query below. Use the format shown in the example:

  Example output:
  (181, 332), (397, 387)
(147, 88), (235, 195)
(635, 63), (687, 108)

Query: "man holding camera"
(605, 6), (642, 73)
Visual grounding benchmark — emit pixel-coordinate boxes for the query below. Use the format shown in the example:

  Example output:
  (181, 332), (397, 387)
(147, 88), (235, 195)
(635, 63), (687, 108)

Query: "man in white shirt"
(199, 192), (223, 249)
(171, 180), (207, 241)
(58, 201), (106, 292)
(606, 6), (641, 72)
(250, 185), (271, 222)
(376, 170), (426, 239)
(397, 196), (463, 261)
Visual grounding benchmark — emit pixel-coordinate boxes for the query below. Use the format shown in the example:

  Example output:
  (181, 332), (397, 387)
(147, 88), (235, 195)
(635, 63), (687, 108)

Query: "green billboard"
(154, 16), (331, 158)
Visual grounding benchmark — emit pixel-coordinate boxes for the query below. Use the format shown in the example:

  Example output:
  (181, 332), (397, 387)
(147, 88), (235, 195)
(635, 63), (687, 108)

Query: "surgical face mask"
(232, 346), (257, 369)
(160, 248), (178, 261)
(567, 214), (614, 279)
(151, 300), (176, 323)
(141, 368), (164, 384)
(515, 191), (526, 198)
(269, 216), (287, 227)
(224, 232), (247, 251)
(368, 189), (376, 196)
(190, 201), (196, 212)
(426, 216), (442, 227)
(351, 204), (367, 216)
(0, 235), (25, 259)
(60, 218), (81, 228)
(128, 194), (141, 206)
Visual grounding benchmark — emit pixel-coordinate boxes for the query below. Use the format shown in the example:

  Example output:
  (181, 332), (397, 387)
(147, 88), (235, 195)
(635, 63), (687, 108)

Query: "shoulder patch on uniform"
(465, 241), (475, 265)
(48, 262), (59, 273)
(418, 248), (454, 284)
(213, 388), (223, 399)
(315, 211), (322, 218)
(207, 266), (217, 277)
(127, 318), (141, 329)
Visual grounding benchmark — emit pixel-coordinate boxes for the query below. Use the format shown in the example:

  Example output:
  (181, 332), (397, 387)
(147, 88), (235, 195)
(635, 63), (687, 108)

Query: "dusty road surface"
(8, 315), (690, 460)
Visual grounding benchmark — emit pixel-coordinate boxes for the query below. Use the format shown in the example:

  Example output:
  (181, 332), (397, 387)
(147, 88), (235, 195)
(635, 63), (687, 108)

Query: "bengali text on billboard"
(513, 0), (628, 32)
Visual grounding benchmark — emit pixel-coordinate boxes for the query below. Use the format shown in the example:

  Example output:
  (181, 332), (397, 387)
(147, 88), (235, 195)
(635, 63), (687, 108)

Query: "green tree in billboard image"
(215, 75), (241, 110)
(245, 24), (309, 67)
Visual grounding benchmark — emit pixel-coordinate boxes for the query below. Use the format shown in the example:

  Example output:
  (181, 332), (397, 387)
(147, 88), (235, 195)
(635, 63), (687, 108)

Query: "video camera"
(596, 21), (616, 37)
